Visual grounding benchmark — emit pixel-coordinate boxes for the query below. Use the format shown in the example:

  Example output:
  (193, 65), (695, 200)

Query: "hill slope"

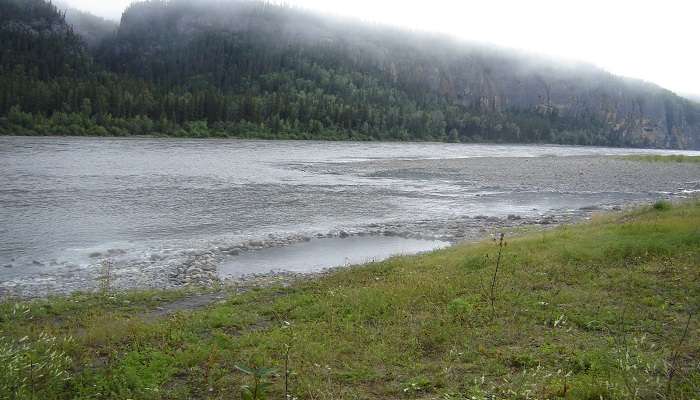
(1, 0), (699, 148)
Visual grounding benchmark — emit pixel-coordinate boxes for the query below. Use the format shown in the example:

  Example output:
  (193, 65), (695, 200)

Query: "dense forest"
(1, 0), (699, 148)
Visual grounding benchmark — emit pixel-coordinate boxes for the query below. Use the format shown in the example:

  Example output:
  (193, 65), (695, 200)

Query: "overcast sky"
(62, 0), (700, 97)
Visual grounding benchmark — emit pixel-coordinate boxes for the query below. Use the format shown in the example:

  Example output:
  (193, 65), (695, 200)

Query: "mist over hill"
(54, 1), (118, 48)
(1, 0), (699, 148)
(684, 93), (700, 105)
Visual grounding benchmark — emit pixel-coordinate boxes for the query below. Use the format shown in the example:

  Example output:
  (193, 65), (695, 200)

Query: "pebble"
(169, 253), (221, 288)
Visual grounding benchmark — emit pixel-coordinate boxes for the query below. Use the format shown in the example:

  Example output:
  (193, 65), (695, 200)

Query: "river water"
(1, 137), (699, 296)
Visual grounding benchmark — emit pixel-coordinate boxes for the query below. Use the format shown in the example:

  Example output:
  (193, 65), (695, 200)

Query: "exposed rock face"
(448, 63), (700, 149)
(376, 47), (699, 148)
(467, 60), (695, 150)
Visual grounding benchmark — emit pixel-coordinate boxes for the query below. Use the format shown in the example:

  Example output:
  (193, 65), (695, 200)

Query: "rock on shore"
(169, 253), (220, 287)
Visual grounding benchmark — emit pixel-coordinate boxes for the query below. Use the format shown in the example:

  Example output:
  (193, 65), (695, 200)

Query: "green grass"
(1, 202), (699, 399)
(622, 154), (700, 163)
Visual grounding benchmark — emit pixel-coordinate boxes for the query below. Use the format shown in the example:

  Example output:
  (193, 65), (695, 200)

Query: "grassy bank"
(1, 202), (699, 399)
(622, 155), (700, 163)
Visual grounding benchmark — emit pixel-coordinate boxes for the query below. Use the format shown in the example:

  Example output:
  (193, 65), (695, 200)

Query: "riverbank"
(1, 200), (698, 399)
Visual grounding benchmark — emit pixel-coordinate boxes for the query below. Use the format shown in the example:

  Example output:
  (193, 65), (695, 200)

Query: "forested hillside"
(1, 0), (699, 148)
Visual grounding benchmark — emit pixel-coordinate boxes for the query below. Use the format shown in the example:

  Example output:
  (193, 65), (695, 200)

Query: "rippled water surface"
(1, 136), (699, 295)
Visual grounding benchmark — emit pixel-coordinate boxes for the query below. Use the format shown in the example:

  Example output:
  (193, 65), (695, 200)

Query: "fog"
(61, 0), (700, 97)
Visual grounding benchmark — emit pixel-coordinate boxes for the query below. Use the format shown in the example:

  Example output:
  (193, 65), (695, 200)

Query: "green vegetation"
(623, 155), (700, 164)
(2, 0), (699, 147)
(1, 201), (699, 399)
(654, 200), (673, 211)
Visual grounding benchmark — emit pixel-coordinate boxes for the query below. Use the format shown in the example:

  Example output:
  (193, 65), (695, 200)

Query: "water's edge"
(0, 202), (631, 299)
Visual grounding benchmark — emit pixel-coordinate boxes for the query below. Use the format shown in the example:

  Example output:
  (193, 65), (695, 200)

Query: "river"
(1, 137), (699, 296)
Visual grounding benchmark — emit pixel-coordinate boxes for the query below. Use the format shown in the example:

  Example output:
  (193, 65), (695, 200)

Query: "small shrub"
(653, 200), (672, 211)
(447, 295), (480, 322)
(505, 353), (538, 369)
(402, 376), (433, 394)
(236, 365), (275, 400)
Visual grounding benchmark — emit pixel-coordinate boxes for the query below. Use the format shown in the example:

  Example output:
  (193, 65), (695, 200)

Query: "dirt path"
(145, 291), (230, 318)
(143, 273), (306, 319)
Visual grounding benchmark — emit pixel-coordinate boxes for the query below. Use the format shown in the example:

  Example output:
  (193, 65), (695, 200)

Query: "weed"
(402, 376), (433, 394)
(665, 313), (693, 398)
(235, 364), (276, 400)
(0, 332), (73, 398)
(488, 233), (506, 319)
(99, 258), (114, 295)
(447, 295), (480, 323)
(281, 320), (296, 400)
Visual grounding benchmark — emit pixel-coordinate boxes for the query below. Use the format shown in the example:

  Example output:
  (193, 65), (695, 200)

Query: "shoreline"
(0, 207), (598, 300)
(0, 197), (663, 301)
